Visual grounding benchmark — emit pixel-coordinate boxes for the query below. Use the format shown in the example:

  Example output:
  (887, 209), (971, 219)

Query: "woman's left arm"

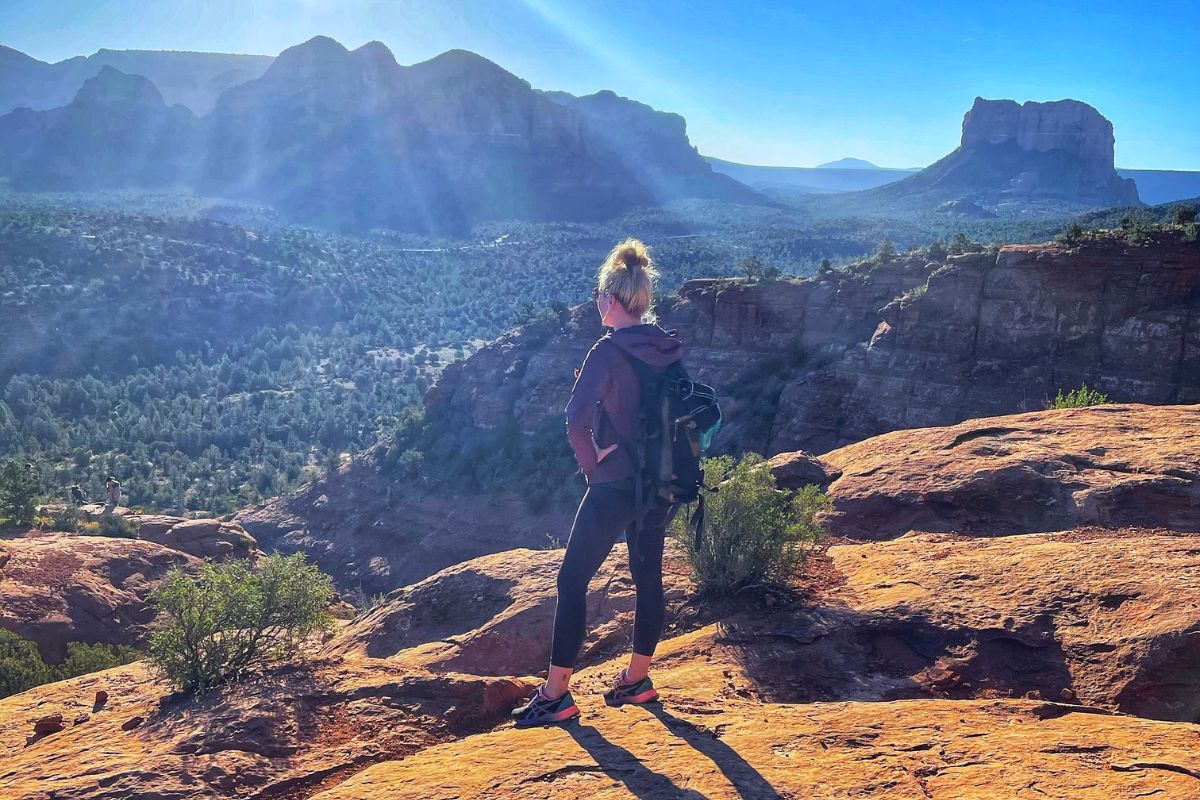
(564, 342), (611, 479)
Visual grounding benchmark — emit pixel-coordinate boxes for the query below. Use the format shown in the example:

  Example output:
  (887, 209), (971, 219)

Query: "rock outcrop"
(333, 526), (1200, 722)
(126, 514), (260, 561)
(427, 237), (1200, 458)
(815, 404), (1200, 538)
(237, 456), (572, 595)
(775, 238), (1200, 451)
(0, 535), (196, 662)
(0, 659), (532, 798)
(4, 522), (1198, 798)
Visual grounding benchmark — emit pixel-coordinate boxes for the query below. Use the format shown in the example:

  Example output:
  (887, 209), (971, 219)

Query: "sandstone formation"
(0, 535), (196, 662)
(960, 98), (1138, 202)
(815, 404), (1200, 538)
(324, 546), (694, 676)
(4, 522), (1198, 798)
(0, 44), (272, 116)
(126, 514), (260, 561)
(331, 527), (1200, 722)
(0, 66), (199, 191)
(0, 659), (532, 799)
(312, 700), (1199, 800)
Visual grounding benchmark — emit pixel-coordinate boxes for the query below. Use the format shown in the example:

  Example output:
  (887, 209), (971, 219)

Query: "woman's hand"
(595, 442), (618, 462)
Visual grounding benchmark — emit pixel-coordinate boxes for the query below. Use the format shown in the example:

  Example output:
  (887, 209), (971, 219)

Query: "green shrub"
(0, 460), (38, 525)
(147, 553), (335, 692)
(874, 238), (897, 264)
(0, 632), (137, 699)
(671, 453), (829, 596)
(1048, 383), (1110, 409)
(56, 641), (140, 680)
(36, 505), (80, 532)
(1173, 205), (1197, 225)
(1056, 222), (1086, 248)
(346, 586), (389, 614)
(0, 630), (54, 698)
(93, 513), (140, 539)
(948, 233), (983, 254)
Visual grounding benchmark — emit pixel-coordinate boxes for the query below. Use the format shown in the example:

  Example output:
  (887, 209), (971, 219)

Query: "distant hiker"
(68, 485), (85, 506)
(512, 238), (709, 727)
(105, 476), (121, 508)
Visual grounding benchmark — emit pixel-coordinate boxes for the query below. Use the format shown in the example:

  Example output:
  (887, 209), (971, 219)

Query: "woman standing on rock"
(512, 238), (684, 727)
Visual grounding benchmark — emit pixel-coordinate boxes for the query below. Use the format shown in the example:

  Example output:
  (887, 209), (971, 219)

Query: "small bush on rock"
(93, 513), (140, 538)
(671, 452), (829, 596)
(1048, 383), (1110, 409)
(148, 553), (335, 692)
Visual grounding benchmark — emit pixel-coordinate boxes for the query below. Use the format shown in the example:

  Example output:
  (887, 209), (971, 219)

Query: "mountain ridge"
(0, 37), (767, 232)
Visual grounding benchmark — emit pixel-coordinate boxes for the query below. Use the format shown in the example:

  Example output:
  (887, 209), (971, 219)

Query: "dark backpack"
(604, 344), (722, 552)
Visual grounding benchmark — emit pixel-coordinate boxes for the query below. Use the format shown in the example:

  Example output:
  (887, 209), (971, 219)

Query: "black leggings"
(550, 479), (677, 669)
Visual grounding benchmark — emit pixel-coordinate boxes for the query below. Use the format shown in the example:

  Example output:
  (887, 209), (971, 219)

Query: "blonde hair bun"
(614, 239), (650, 272)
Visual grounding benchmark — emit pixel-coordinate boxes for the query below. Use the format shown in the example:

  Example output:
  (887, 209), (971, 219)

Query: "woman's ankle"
(621, 667), (648, 685)
(540, 682), (570, 701)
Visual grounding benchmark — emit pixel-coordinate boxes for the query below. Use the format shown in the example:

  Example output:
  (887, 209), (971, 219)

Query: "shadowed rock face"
(427, 239), (1199, 456)
(0, 66), (199, 190)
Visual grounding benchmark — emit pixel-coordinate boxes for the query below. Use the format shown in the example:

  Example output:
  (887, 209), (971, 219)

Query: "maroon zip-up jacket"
(565, 323), (684, 485)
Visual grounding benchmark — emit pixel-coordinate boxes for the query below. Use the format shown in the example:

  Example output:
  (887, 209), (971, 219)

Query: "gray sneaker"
(603, 670), (660, 706)
(511, 687), (581, 727)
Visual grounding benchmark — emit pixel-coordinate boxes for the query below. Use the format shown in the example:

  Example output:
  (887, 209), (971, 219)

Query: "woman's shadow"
(565, 704), (782, 800)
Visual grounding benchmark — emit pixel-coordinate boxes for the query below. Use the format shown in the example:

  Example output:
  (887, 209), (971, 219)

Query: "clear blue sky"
(3, 0), (1197, 169)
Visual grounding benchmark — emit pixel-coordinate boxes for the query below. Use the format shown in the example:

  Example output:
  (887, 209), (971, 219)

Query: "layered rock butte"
(859, 97), (1141, 211)
(240, 235), (1200, 591)
(5, 400), (1200, 797)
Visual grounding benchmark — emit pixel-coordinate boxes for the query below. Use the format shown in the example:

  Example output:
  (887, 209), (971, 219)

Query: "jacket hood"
(604, 323), (683, 367)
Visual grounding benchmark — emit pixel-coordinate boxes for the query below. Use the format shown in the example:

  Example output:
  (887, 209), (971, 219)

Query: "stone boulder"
(127, 514), (259, 561)
(818, 404), (1200, 538)
(0, 535), (197, 662)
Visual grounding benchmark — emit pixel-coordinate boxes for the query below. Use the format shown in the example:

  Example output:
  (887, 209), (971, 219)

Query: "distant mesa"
(844, 96), (1141, 213)
(815, 157), (881, 169)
